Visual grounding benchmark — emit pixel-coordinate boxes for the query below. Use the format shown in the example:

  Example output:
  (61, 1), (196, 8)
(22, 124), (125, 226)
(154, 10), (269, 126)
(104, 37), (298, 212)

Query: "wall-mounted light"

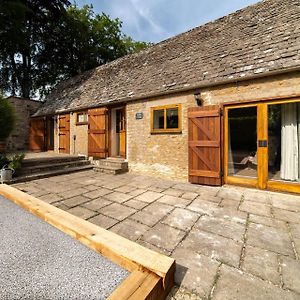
(194, 91), (203, 106)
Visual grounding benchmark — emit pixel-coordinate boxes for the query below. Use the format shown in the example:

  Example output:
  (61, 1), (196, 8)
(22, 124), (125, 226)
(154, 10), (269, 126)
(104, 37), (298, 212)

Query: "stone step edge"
(8, 165), (94, 184)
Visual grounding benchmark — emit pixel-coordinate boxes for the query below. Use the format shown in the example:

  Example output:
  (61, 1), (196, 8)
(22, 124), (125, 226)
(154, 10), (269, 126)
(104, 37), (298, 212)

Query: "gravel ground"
(0, 195), (129, 300)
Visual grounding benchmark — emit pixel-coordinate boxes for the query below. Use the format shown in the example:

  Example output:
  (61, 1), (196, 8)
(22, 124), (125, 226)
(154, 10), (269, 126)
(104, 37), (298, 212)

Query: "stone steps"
(11, 165), (94, 183)
(93, 157), (128, 175)
(19, 160), (90, 176)
(7, 155), (93, 183)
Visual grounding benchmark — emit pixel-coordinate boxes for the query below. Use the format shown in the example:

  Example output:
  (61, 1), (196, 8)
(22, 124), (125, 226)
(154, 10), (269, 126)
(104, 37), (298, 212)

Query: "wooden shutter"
(188, 105), (223, 186)
(29, 118), (45, 151)
(58, 114), (70, 153)
(88, 107), (108, 158)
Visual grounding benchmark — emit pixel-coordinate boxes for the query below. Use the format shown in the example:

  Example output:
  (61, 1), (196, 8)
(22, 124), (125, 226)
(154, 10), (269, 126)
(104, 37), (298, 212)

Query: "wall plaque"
(135, 112), (143, 119)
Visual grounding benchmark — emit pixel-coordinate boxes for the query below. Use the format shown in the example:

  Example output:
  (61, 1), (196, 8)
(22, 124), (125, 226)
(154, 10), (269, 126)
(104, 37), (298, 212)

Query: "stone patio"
(12, 170), (300, 299)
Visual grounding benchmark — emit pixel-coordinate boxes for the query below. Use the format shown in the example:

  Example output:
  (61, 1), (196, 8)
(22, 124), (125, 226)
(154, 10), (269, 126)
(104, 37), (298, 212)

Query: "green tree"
(0, 95), (16, 142)
(0, 2), (150, 98)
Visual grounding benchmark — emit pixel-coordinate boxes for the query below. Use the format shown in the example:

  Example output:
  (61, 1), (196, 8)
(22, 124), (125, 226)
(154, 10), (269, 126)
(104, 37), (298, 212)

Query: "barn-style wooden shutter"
(29, 117), (45, 151)
(88, 107), (108, 158)
(188, 105), (223, 186)
(58, 114), (70, 153)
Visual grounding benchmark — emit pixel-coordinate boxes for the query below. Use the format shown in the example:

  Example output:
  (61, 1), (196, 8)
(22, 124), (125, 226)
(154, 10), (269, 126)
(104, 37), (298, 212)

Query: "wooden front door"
(188, 105), (222, 186)
(58, 114), (70, 153)
(88, 107), (108, 158)
(29, 118), (45, 151)
(116, 107), (126, 158)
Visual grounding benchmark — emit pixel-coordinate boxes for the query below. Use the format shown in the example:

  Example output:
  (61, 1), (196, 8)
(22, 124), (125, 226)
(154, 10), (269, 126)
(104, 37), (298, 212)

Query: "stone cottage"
(31, 0), (300, 194)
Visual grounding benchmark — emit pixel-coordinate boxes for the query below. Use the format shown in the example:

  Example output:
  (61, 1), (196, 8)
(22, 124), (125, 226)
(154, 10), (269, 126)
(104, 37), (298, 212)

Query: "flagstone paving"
(12, 170), (300, 299)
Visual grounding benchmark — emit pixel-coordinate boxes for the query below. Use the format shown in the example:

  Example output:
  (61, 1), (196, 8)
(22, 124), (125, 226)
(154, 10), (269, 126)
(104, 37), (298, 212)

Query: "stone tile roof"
(34, 0), (300, 116)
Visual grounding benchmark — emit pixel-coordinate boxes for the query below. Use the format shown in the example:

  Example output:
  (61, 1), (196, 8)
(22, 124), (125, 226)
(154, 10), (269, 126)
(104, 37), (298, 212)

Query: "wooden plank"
(88, 107), (108, 158)
(189, 170), (219, 178)
(188, 105), (222, 186)
(189, 140), (220, 147)
(188, 109), (220, 118)
(58, 114), (70, 154)
(0, 184), (175, 289)
(267, 180), (300, 194)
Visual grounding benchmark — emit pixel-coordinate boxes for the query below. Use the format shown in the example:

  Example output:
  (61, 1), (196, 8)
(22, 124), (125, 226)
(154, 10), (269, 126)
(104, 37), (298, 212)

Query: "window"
(76, 112), (88, 125)
(151, 104), (181, 133)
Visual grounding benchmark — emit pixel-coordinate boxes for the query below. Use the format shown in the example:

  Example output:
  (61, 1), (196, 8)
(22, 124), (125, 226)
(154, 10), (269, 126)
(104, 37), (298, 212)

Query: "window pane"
(153, 109), (164, 129)
(166, 107), (179, 129)
(228, 107), (257, 178)
(268, 102), (300, 183)
(77, 113), (87, 123)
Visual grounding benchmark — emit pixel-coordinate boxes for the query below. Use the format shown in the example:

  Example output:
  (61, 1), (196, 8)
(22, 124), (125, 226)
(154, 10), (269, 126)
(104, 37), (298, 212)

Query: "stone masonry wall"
(6, 97), (41, 152)
(127, 93), (196, 181)
(127, 71), (300, 182)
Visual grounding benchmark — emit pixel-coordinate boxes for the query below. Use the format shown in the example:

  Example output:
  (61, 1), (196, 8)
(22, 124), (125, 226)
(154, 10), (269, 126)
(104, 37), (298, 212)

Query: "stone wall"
(127, 93), (196, 181)
(6, 97), (41, 152)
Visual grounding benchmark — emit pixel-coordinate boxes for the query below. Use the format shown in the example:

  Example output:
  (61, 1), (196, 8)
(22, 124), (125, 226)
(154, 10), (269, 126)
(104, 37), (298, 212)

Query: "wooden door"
(188, 105), (222, 186)
(88, 107), (108, 158)
(119, 107), (126, 158)
(29, 118), (45, 151)
(58, 114), (70, 153)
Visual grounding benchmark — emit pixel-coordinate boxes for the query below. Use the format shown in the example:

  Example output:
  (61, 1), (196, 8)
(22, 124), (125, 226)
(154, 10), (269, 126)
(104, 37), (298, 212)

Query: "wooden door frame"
(58, 114), (70, 154)
(108, 105), (126, 158)
(223, 98), (300, 194)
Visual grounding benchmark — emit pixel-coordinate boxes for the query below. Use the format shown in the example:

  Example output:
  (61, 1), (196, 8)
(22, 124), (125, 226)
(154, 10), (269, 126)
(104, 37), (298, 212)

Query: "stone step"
(19, 160), (90, 176)
(22, 155), (86, 167)
(93, 159), (128, 170)
(93, 165), (128, 175)
(10, 165), (94, 184)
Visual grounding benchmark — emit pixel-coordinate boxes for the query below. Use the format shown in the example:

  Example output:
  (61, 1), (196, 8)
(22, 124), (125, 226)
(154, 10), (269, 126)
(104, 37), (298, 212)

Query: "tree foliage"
(0, 1), (151, 98)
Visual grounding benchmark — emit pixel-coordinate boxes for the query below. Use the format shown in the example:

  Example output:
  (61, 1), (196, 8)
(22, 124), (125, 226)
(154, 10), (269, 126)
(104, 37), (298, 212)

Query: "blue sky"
(75, 0), (260, 43)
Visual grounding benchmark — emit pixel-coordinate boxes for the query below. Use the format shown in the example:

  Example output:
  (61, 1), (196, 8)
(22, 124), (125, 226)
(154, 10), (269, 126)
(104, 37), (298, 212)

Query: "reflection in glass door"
(227, 106), (258, 179)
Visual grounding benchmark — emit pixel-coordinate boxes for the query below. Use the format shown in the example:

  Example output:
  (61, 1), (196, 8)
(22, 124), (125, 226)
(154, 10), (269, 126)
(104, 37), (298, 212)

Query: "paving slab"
(88, 214), (119, 229)
(104, 191), (133, 203)
(61, 195), (91, 208)
(123, 199), (148, 209)
(141, 223), (185, 252)
(163, 188), (184, 197)
(187, 198), (218, 215)
(270, 193), (300, 212)
(172, 247), (219, 298)
(217, 188), (243, 201)
(134, 191), (163, 203)
(214, 264), (298, 300)
(81, 198), (112, 211)
(162, 208), (199, 231)
(83, 188), (112, 199)
(115, 185), (137, 193)
(242, 245), (280, 284)
(180, 229), (243, 267)
(181, 192), (198, 201)
(273, 208), (300, 224)
(247, 223), (294, 257)
(194, 215), (245, 242)
(239, 201), (272, 217)
(158, 195), (191, 208)
(243, 190), (271, 204)
(0, 196), (128, 300)
(38, 193), (63, 204)
(219, 198), (239, 209)
(249, 214), (286, 229)
(110, 219), (150, 241)
(99, 203), (136, 221)
(67, 206), (98, 220)
(281, 256), (300, 294)
(59, 187), (89, 199)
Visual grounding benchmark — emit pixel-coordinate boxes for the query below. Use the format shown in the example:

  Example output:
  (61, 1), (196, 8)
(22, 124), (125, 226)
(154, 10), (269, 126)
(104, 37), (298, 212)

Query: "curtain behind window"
(281, 103), (299, 181)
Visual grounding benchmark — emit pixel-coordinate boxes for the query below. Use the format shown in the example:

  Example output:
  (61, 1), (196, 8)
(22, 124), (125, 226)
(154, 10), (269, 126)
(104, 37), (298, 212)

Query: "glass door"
(225, 105), (259, 188)
(225, 100), (300, 194)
